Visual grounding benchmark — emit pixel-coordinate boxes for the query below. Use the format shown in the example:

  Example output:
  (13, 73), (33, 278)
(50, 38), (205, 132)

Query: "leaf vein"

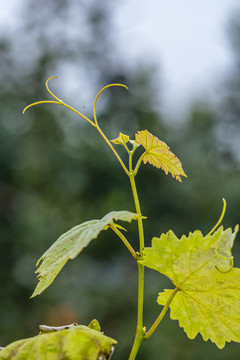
(179, 292), (193, 335)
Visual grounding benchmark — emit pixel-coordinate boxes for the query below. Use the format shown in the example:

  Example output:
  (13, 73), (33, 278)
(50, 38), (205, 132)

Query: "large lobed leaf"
(135, 130), (186, 182)
(139, 225), (240, 348)
(0, 324), (117, 360)
(31, 211), (139, 297)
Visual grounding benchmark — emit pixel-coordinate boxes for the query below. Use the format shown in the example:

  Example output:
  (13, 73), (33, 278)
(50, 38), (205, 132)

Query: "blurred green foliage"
(0, 1), (240, 359)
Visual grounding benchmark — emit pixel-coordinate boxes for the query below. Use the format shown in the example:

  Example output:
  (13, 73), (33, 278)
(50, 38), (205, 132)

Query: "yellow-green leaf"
(135, 129), (186, 182)
(0, 324), (117, 360)
(88, 319), (101, 332)
(31, 211), (139, 298)
(139, 225), (240, 348)
(111, 133), (130, 146)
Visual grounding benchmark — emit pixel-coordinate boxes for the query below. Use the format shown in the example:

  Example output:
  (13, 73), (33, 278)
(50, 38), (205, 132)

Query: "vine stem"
(129, 175), (144, 254)
(128, 263), (145, 360)
(93, 86), (146, 360)
(95, 125), (129, 175)
(92, 83), (129, 175)
(128, 174), (145, 360)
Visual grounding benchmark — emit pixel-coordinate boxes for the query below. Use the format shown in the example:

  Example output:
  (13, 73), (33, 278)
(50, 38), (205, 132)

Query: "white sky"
(0, 0), (239, 117)
(113, 0), (239, 116)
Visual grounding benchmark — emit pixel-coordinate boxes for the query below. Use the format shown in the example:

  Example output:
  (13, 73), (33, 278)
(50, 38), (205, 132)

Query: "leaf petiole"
(132, 152), (145, 176)
(145, 287), (179, 340)
(109, 224), (137, 259)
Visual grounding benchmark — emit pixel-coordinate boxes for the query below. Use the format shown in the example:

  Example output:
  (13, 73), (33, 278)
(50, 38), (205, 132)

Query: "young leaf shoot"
(16, 78), (240, 359)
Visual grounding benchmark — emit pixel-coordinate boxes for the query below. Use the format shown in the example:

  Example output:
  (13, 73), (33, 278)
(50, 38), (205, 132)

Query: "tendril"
(45, 76), (62, 102)
(215, 248), (233, 261)
(22, 76), (62, 114)
(93, 83), (128, 127)
(22, 77), (95, 126)
(215, 248), (234, 273)
(215, 260), (233, 273)
(208, 198), (226, 236)
(22, 100), (60, 114)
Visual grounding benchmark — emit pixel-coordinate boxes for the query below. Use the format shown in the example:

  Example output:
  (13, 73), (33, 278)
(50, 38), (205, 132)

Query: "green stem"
(95, 125), (129, 175)
(129, 151), (134, 173)
(128, 318), (145, 360)
(60, 101), (128, 174)
(137, 264), (145, 328)
(128, 263), (145, 360)
(93, 124), (145, 360)
(62, 102), (129, 175)
(59, 101), (96, 127)
(145, 287), (179, 340)
(129, 175), (144, 254)
(109, 224), (137, 259)
(129, 145), (140, 173)
(128, 174), (145, 360)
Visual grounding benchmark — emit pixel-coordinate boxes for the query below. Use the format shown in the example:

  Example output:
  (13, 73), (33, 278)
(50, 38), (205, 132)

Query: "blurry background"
(1, 0), (240, 359)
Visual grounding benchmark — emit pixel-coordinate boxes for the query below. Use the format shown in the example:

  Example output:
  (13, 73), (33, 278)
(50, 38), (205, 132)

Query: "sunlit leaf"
(0, 324), (117, 360)
(135, 129), (186, 182)
(88, 319), (101, 332)
(111, 133), (130, 146)
(139, 225), (240, 348)
(31, 211), (139, 297)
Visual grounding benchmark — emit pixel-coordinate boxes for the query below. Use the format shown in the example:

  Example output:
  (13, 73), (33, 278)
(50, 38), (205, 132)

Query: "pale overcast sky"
(113, 0), (239, 116)
(1, 0), (239, 116)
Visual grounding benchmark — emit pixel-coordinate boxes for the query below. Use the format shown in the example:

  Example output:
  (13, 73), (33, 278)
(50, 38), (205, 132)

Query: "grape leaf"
(111, 133), (129, 146)
(31, 211), (139, 298)
(88, 319), (101, 332)
(139, 225), (240, 348)
(135, 129), (186, 182)
(0, 324), (117, 360)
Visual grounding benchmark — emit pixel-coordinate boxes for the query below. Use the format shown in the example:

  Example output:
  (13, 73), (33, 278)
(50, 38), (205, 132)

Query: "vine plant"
(1, 78), (240, 360)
